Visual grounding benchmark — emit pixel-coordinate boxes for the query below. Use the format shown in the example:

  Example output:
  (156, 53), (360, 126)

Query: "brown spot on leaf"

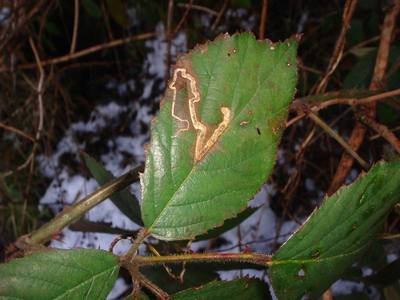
(269, 115), (286, 135)
(170, 66), (231, 162)
(227, 48), (237, 57)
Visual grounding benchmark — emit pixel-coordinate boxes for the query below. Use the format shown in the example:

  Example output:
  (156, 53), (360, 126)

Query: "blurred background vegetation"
(0, 0), (399, 297)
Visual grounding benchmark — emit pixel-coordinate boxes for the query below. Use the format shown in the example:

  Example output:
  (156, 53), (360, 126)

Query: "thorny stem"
(120, 250), (273, 299)
(137, 272), (170, 300)
(26, 166), (142, 245)
(122, 252), (273, 268)
(124, 228), (150, 261)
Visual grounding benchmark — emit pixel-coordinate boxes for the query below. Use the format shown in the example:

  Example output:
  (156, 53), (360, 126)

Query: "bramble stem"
(129, 252), (272, 267)
(137, 272), (170, 299)
(27, 166), (141, 245)
(124, 228), (150, 260)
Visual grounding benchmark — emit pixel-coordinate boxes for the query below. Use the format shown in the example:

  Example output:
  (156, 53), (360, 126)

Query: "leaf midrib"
(271, 244), (368, 267)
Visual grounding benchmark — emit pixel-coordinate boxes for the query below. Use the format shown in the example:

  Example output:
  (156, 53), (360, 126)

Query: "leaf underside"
(172, 278), (271, 300)
(269, 161), (400, 299)
(0, 249), (119, 300)
(141, 32), (298, 240)
(83, 152), (143, 226)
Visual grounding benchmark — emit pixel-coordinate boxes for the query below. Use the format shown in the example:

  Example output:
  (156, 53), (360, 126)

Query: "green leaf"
(344, 48), (376, 89)
(0, 249), (119, 299)
(196, 206), (259, 241)
(172, 278), (271, 299)
(83, 152), (143, 226)
(344, 46), (400, 89)
(141, 33), (298, 240)
(269, 161), (400, 300)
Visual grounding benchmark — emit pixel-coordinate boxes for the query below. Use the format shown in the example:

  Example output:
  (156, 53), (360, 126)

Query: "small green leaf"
(83, 152), (143, 226)
(0, 249), (119, 299)
(141, 33), (298, 240)
(269, 161), (400, 299)
(344, 49), (376, 89)
(172, 278), (271, 299)
(344, 46), (400, 89)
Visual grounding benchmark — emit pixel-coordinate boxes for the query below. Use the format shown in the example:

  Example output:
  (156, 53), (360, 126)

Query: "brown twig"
(70, 0), (80, 54)
(136, 272), (170, 300)
(289, 87), (400, 118)
(370, 125), (400, 141)
(309, 107), (353, 147)
(0, 32), (158, 72)
(165, 0), (174, 83)
(314, 0), (358, 94)
(25, 37), (45, 192)
(287, 88), (400, 127)
(0, 122), (35, 142)
(109, 235), (134, 253)
(0, 0), (47, 52)
(1, 37), (46, 179)
(288, 0), (358, 236)
(29, 37), (44, 142)
(307, 88), (400, 111)
(176, 3), (218, 16)
(309, 112), (368, 169)
(360, 116), (400, 153)
(327, 1), (400, 195)
(211, 0), (229, 31)
(173, 0), (193, 36)
(133, 252), (272, 267)
(258, 0), (268, 39)
(132, 276), (142, 300)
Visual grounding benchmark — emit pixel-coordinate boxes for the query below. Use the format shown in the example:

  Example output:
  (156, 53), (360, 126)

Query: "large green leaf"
(141, 33), (298, 240)
(0, 249), (119, 299)
(269, 161), (400, 299)
(83, 152), (143, 226)
(172, 278), (271, 299)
